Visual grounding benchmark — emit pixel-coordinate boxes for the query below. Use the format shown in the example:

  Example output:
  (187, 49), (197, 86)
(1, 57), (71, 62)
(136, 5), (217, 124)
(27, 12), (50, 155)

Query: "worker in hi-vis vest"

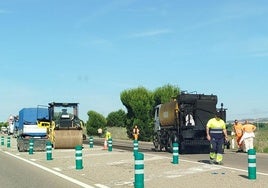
(206, 112), (228, 165)
(232, 120), (243, 152)
(239, 120), (256, 152)
(132, 125), (140, 140)
(105, 130), (111, 140)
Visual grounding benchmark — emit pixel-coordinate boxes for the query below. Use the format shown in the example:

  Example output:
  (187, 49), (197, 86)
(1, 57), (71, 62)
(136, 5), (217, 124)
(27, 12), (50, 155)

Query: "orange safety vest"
(133, 128), (139, 134)
(233, 123), (243, 137)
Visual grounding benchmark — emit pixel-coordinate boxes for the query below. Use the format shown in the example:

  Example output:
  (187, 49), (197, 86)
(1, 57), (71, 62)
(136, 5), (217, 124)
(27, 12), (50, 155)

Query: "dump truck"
(48, 102), (84, 149)
(153, 92), (226, 154)
(17, 107), (50, 152)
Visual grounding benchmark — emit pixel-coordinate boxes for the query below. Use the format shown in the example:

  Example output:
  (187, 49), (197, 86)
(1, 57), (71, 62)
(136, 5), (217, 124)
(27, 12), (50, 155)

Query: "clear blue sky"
(1, 0), (268, 122)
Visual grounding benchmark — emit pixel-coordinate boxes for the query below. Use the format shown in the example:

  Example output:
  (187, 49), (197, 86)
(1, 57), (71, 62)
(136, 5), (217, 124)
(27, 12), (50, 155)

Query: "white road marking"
(4, 151), (95, 188)
(114, 181), (133, 186)
(53, 167), (62, 171)
(181, 158), (268, 176)
(94, 184), (110, 188)
(107, 159), (130, 165)
(164, 164), (221, 178)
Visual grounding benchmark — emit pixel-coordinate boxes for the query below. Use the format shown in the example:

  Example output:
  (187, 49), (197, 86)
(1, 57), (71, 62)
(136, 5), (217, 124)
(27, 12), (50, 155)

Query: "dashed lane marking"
(164, 164), (221, 178)
(94, 184), (110, 188)
(144, 153), (268, 176)
(178, 158), (268, 176)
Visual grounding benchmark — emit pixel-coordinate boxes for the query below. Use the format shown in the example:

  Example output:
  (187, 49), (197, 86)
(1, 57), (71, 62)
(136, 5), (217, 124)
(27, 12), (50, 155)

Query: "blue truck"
(17, 107), (50, 152)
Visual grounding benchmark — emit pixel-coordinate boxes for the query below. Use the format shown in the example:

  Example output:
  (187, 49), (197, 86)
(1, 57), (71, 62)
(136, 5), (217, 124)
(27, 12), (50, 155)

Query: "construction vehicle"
(153, 92), (226, 154)
(17, 107), (50, 152)
(48, 102), (84, 149)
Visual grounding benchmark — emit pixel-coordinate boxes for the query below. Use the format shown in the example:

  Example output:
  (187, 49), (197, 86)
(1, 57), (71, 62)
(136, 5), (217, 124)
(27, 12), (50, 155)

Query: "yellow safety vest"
(105, 132), (111, 140)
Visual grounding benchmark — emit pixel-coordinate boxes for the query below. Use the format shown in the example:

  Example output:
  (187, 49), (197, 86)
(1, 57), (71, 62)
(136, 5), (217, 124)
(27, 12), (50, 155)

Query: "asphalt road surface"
(0, 151), (88, 188)
(1, 136), (268, 188)
(182, 150), (268, 174)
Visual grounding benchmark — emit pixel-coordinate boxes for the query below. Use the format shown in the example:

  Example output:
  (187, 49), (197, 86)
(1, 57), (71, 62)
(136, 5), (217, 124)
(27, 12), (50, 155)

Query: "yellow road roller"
(48, 102), (84, 149)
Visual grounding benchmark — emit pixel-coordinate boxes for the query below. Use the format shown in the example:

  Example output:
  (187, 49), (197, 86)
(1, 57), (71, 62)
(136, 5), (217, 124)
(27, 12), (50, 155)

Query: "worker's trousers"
(209, 137), (224, 163)
(244, 137), (254, 152)
(236, 136), (243, 149)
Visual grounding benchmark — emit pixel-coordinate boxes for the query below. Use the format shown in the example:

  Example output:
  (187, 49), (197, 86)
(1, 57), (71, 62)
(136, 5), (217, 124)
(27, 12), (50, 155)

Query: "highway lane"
(92, 138), (268, 174)
(0, 151), (90, 188)
(1, 136), (268, 188)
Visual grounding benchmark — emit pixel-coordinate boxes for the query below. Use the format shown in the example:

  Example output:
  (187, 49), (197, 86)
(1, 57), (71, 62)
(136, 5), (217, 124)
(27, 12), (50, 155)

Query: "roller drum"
(53, 130), (83, 149)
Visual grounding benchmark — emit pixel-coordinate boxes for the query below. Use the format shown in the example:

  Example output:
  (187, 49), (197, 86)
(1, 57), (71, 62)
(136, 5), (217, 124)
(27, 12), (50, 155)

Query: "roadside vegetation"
(254, 125), (268, 153)
(85, 84), (179, 142)
(103, 127), (129, 140)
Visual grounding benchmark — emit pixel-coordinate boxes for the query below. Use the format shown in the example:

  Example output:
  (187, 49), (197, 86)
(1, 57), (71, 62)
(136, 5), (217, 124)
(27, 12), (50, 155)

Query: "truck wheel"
(165, 137), (173, 153)
(153, 133), (161, 151)
(18, 145), (22, 152)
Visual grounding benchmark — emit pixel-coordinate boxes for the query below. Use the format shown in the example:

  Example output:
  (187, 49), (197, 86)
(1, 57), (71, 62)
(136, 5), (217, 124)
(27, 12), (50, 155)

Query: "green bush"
(254, 130), (268, 153)
(263, 147), (268, 153)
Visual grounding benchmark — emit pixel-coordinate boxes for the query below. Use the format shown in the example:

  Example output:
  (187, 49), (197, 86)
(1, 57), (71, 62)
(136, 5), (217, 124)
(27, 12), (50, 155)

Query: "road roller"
(48, 102), (84, 149)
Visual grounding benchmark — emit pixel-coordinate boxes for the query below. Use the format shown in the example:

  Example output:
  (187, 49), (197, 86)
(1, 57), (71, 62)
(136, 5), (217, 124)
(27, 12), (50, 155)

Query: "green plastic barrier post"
(89, 136), (93, 148)
(7, 136), (11, 148)
(75, 145), (83, 170)
(134, 152), (144, 188)
(29, 139), (34, 155)
(133, 139), (139, 156)
(172, 142), (179, 164)
(46, 141), (53, 160)
(248, 149), (256, 180)
(108, 138), (113, 152)
(1, 136), (4, 146)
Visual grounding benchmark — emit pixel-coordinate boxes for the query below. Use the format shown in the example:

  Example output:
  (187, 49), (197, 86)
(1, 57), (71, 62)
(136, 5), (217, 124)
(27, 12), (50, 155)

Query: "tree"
(153, 84), (180, 106)
(106, 109), (127, 127)
(120, 85), (181, 141)
(120, 87), (154, 141)
(86, 110), (107, 136)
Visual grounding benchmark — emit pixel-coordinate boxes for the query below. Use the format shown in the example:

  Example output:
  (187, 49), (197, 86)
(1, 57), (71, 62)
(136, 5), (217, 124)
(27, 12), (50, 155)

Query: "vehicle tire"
(165, 136), (173, 153)
(18, 145), (23, 152)
(153, 132), (161, 151)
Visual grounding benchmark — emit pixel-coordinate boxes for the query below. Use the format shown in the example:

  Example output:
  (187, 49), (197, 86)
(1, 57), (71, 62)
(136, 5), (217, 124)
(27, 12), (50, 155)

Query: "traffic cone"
(103, 139), (107, 150)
